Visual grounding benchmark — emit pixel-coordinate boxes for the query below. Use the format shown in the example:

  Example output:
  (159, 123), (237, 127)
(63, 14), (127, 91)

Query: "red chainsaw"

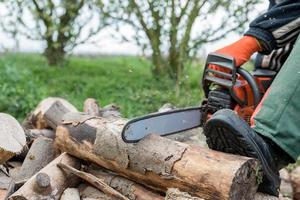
(122, 53), (276, 143)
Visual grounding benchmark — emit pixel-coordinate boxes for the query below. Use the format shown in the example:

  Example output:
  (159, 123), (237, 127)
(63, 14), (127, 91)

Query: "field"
(0, 53), (203, 121)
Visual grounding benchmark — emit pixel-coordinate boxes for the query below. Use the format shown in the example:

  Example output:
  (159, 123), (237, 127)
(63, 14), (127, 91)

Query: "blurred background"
(0, 0), (268, 120)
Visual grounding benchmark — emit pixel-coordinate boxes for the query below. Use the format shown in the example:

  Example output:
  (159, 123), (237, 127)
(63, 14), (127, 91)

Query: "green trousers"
(253, 36), (300, 161)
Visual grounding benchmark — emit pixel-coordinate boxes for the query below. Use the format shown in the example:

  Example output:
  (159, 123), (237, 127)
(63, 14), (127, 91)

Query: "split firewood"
(23, 97), (78, 129)
(83, 98), (101, 116)
(61, 188), (80, 200)
(16, 136), (56, 182)
(165, 188), (203, 200)
(0, 113), (26, 164)
(79, 183), (115, 200)
(88, 167), (164, 200)
(58, 163), (129, 200)
(8, 153), (80, 200)
(290, 166), (300, 200)
(99, 104), (122, 118)
(254, 192), (279, 200)
(25, 129), (55, 141)
(51, 100), (259, 200)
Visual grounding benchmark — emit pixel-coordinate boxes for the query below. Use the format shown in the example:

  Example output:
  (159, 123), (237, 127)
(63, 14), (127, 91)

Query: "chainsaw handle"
(235, 68), (261, 107)
(203, 53), (261, 108)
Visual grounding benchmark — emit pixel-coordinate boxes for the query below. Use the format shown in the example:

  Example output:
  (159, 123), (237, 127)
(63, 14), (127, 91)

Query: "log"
(61, 188), (80, 200)
(83, 98), (101, 116)
(79, 183), (115, 200)
(99, 104), (122, 118)
(254, 192), (279, 200)
(290, 166), (300, 200)
(0, 113), (26, 164)
(58, 163), (129, 200)
(88, 167), (164, 200)
(24, 97), (78, 129)
(165, 188), (203, 200)
(25, 129), (55, 140)
(16, 136), (56, 182)
(55, 111), (259, 200)
(8, 153), (81, 200)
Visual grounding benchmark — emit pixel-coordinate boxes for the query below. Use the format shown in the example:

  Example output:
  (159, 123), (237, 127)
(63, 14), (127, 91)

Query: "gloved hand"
(209, 36), (262, 73)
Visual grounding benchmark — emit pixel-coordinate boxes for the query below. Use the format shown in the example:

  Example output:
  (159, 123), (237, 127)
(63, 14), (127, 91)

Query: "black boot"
(203, 109), (293, 196)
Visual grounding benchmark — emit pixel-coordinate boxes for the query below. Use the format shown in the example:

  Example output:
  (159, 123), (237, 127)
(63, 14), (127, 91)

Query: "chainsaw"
(122, 53), (276, 143)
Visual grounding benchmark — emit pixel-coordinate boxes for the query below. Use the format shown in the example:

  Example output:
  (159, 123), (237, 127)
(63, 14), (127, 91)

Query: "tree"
(98, 0), (261, 80)
(0, 0), (104, 65)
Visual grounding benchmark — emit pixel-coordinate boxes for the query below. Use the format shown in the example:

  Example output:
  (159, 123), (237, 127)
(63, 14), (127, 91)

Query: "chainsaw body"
(121, 53), (277, 143)
(202, 53), (276, 125)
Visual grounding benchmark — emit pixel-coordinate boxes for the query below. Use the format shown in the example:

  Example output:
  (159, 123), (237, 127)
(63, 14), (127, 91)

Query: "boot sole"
(204, 109), (280, 190)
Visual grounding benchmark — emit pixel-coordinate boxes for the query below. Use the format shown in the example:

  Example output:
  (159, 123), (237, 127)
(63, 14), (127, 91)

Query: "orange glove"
(209, 36), (262, 73)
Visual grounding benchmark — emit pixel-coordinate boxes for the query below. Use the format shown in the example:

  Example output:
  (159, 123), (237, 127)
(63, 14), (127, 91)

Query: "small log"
(54, 110), (259, 200)
(16, 136), (56, 182)
(165, 188), (203, 200)
(58, 163), (129, 200)
(88, 167), (163, 200)
(79, 183), (115, 200)
(25, 129), (55, 140)
(8, 153), (80, 200)
(290, 166), (300, 200)
(254, 192), (279, 200)
(24, 97), (78, 129)
(0, 113), (26, 164)
(83, 98), (101, 116)
(60, 188), (80, 200)
(99, 104), (122, 118)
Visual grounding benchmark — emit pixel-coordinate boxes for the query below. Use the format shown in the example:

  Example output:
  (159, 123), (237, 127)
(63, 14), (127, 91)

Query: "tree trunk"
(51, 108), (259, 200)
(44, 45), (66, 66)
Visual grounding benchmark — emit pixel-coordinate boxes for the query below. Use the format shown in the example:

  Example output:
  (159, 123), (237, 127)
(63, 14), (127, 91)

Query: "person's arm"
(245, 0), (300, 54)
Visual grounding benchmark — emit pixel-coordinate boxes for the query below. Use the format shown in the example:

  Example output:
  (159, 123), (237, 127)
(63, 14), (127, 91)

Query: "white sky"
(0, 1), (269, 56)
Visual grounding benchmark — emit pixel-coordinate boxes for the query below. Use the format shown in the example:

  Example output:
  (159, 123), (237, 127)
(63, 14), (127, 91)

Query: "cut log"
(83, 98), (101, 116)
(290, 166), (300, 200)
(24, 97), (78, 129)
(88, 167), (164, 200)
(58, 163), (129, 200)
(25, 129), (55, 140)
(16, 136), (56, 182)
(165, 188), (203, 200)
(0, 113), (26, 164)
(55, 111), (259, 200)
(61, 188), (80, 200)
(8, 153), (81, 200)
(99, 104), (122, 118)
(254, 192), (279, 200)
(79, 183), (115, 200)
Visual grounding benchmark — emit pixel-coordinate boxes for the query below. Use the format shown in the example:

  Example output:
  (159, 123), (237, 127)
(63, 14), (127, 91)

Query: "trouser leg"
(253, 36), (300, 161)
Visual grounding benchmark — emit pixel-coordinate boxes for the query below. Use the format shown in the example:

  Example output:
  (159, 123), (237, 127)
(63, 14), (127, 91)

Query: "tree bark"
(88, 167), (164, 200)
(8, 153), (80, 200)
(0, 113), (26, 164)
(54, 111), (259, 200)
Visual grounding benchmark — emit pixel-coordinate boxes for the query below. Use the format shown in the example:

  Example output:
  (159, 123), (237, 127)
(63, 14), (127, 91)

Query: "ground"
(0, 53), (203, 121)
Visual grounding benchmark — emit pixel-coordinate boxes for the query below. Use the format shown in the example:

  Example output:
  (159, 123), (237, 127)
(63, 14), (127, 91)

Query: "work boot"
(203, 109), (293, 196)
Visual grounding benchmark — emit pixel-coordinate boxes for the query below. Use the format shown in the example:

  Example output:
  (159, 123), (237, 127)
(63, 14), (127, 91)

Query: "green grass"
(0, 53), (203, 121)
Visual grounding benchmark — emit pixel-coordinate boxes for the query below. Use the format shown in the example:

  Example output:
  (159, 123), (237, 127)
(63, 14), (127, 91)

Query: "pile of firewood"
(0, 97), (298, 200)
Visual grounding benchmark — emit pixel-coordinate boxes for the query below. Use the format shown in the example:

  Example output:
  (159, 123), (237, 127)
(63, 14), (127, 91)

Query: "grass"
(0, 53), (203, 121)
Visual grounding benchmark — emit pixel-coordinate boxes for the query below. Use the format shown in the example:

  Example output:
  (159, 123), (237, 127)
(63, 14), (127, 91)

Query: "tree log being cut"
(0, 113), (26, 164)
(51, 100), (260, 200)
